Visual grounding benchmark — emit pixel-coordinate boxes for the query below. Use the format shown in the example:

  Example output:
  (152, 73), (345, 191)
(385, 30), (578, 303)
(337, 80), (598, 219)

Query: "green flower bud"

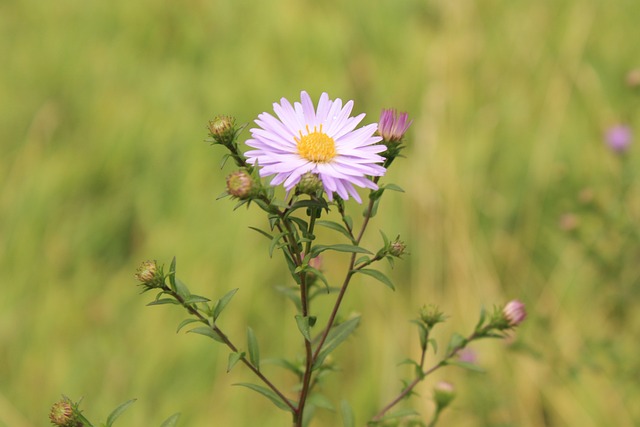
(433, 381), (456, 410)
(389, 237), (406, 257)
(135, 260), (158, 283)
(226, 170), (254, 199)
(208, 115), (236, 146)
(296, 172), (323, 196)
(419, 305), (446, 329)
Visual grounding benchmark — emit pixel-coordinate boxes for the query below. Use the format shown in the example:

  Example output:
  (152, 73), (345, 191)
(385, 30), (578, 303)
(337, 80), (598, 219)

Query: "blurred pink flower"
(605, 125), (632, 153)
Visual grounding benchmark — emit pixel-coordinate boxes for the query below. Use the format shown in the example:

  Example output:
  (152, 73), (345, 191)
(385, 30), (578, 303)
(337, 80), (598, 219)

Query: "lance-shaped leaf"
(295, 315), (313, 342)
(168, 257), (178, 292)
(213, 288), (239, 321)
(340, 400), (355, 427)
(353, 268), (395, 291)
(314, 316), (360, 369)
(227, 351), (245, 372)
(234, 383), (294, 413)
(105, 399), (137, 427)
(247, 327), (260, 370)
(446, 359), (485, 373)
(248, 226), (273, 241)
(159, 413), (181, 427)
(176, 318), (199, 333)
(310, 244), (371, 258)
(187, 326), (225, 344)
(316, 220), (355, 243)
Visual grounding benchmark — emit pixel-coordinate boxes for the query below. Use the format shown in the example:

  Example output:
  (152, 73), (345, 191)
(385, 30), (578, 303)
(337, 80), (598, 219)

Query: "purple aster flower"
(605, 125), (632, 153)
(378, 109), (412, 142)
(245, 91), (386, 203)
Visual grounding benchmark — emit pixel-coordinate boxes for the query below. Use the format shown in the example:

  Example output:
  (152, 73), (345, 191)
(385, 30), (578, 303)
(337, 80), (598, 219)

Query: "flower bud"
(208, 115), (236, 146)
(377, 109), (412, 143)
(503, 299), (527, 327)
(419, 305), (446, 328)
(49, 400), (74, 426)
(433, 381), (456, 410)
(388, 237), (406, 257)
(226, 170), (254, 199)
(626, 68), (640, 88)
(296, 172), (323, 196)
(135, 260), (159, 285)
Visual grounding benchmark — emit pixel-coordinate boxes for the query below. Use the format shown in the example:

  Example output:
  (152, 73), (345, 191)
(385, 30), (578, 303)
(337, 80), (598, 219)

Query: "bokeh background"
(2, 0), (639, 426)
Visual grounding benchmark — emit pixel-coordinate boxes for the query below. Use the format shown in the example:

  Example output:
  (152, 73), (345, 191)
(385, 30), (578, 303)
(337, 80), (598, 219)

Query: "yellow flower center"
(296, 125), (336, 163)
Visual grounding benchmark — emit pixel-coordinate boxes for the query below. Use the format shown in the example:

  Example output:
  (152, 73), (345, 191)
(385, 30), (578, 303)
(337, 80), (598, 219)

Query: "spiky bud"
(208, 115), (236, 146)
(49, 400), (74, 426)
(388, 237), (406, 257)
(296, 172), (323, 196)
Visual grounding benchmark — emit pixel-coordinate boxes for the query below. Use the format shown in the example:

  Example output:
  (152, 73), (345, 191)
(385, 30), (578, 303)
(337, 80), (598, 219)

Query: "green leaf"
(378, 408), (420, 421)
(383, 183), (405, 192)
(248, 226), (273, 240)
(340, 400), (355, 427)
(343, 215), (353, 231)
(174, 278), (191, 300)
(475, 306), (487, 331)
(168, 257), (177, 292)
(227, 351), (245, 372)
(213, 288), (239, 321)
(188, 326), (225, 344)
(311, 244), (372, 257)
(428, 338), (438, 354)
(182, 294), (210, 304)
(446, 333), (467, 355)
(247, 327), (260, 370)
(147, 298), (180, 306)
(314, 316), (361, 368)
(309, 393), (334, 411)
(261, 357), (303, 376)
(269, 231), (289, 258)
(353, 268), (395, 291)
(447, 360), (486, 373)
(159, 413), (181, 427)
(105, 399), (136, 427)
(234, 383), (294, 413)
(295, 315), (313, 342)
(176, 318), (200, 333)
(316, 220), (355, 242)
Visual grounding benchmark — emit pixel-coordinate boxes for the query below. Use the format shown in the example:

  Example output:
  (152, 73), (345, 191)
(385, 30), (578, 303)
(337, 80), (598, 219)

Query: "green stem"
(166, 286), (297, 414)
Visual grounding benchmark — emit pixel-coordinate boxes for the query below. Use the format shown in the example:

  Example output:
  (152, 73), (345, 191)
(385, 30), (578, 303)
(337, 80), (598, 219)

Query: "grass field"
(2, 0), (639, 426)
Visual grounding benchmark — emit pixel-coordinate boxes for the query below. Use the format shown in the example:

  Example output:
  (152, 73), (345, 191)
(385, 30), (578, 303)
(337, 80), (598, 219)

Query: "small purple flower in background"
(245, 91), (386, 203)
(457, 348), (477, 364)
(605, 125), (632, 153)
(378, 109), (412, 143)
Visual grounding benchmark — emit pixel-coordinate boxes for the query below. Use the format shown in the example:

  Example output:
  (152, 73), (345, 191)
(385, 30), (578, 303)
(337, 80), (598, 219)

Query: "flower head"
(433, 381), (456, 410)
(503, 299), (527, 327)
(208, 115), (237, 146)
(49, 399), (75, 426)
(378, 109), (412, 143)
(244, 91), (386, 203)
(605, 125), (632, 153)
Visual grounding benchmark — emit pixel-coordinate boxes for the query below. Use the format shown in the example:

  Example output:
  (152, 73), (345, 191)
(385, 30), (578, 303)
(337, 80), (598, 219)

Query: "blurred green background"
(2, 0), (639, 426)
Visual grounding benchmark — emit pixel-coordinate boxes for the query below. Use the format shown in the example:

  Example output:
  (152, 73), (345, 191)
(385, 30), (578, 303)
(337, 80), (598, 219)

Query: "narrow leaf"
(354, 268), (395, 291)
(182, 295), (210, 304)
(340, 400), (355, 427)
(311, 244), (372, 257)
(446, 333), (467, 355)
(147, 298), (180, 306)
(316, 220), (355, 242)
(309, 393), (334, 411)
(314, 316), (360, 368)
(159, 413), (181, 427)
(105, 399), (136, 427)
(213, 288), (239, 321)
(234, 383), (294, 413)
(248, 226), (273, 240)
(188, 326), (225, 344)
(227, 351), (245, 372)
(176, 318), (199, 333)
(383, 183), (405, 192)
(295, 315), (312, 342)
(168, 257), (177, 292)
(247, 327), (260, 370)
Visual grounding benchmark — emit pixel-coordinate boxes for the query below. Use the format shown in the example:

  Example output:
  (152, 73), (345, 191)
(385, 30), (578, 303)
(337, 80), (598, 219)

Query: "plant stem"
(167, 286), (297, 414)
